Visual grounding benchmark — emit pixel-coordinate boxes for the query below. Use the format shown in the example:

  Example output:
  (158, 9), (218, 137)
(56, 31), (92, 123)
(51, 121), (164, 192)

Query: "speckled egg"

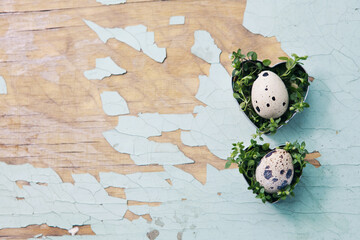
(251, 71), (289, 119)
(255, 149), (294, 193)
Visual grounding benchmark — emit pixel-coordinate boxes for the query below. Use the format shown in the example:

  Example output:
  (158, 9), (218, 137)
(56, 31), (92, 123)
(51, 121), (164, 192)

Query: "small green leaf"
(248, 160), (255, 166)
(278, 56), (288, 61)
(247, 51), (257, 61)
(225, 161), (232, 169)
(233, 93), (241, 99)
(262, 59), (271, 66)
(262, 143), (270, 150)
(286, 59), (294, 70)
(239, 102), (246, 109)
(256, 62), (263, 69)
(252, 52), (258, 61)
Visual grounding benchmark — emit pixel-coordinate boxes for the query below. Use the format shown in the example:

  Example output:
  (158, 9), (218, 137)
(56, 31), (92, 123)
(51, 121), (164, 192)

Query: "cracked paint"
(84, 57), (126, 80)
(0, 0), (359, 239)
(102, 111), (195, 165)
(103, 129), (194, 165)
(83, 20), (166, 63)
(17, 163), (358, 240)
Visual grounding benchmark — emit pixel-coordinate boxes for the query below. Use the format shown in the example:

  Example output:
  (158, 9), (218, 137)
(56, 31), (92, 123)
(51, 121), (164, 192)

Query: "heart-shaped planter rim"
(232, 61), (310, 134)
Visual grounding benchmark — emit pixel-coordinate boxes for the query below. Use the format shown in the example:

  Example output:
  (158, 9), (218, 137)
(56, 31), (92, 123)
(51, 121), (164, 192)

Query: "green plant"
(225, 140), (308, 203)
(231, 49), (310, 138)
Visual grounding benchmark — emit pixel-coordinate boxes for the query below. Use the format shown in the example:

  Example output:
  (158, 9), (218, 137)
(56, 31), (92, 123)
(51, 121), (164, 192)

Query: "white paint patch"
(169, 16), (185, 25)
(68, 226), (79, 236)
(84, 57), (126, 80)
(100, 91), (129, 116)
(191, 30), (221, 64)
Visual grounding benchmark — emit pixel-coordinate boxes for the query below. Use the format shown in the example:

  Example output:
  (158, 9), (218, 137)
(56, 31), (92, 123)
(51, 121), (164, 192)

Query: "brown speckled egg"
(255, 149), (294, 193)
(251, 71), (289, 119)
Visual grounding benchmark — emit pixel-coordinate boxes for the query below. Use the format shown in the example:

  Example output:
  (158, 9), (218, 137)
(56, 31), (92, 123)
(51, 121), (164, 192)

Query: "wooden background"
(0, 0), (286, 238)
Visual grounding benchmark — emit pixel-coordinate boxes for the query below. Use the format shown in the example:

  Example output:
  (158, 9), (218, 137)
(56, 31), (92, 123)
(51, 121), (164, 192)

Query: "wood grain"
(0, 0), (286, 238)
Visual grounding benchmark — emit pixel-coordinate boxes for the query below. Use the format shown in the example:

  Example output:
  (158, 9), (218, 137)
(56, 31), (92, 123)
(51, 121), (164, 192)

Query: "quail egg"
(251, 71), (289, 119)
(255, 149), (294, 193)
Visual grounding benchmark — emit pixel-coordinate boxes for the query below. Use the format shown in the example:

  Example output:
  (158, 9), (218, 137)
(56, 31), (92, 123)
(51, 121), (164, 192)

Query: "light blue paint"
(106, 27), (141, 51)
(100, 91), (129, 116)
(0, 162), (127, 230)
(0, 76), (7, 94)
(115, 115), (161, 137)
(181, 62), (276, 158)
(84, 57), (126, 80)
(26, 164), (360, 240)
(102, 129), (194, 165)
(102, 112), (194, 165)
(83, 20), (113, 43)
(83, 20), (166, 62)
(96, 0), (126, 5)
(0, 0), (358, 239)
(169, 16), (185, 25)
(191, 30), (222, 64)
(135, 30), (167, 63)
(138, 113), (194, 132)
(124, 24), (147, 36)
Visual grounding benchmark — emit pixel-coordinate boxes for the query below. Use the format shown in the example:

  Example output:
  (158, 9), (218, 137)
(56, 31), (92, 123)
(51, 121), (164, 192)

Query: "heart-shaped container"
(232, 61), (310, 134)
(242, 144), (305, 204)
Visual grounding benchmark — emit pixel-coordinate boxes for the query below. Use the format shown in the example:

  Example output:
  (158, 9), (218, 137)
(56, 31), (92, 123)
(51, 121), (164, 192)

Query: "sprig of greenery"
(231, 49), (310, 136)
(225, 140), (308, 203)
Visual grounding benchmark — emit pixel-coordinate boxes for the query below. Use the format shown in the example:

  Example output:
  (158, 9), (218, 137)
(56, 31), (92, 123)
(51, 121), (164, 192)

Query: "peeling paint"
(100, 91), (129, 116)
(0, 76), (7, 94)
(181, 60), (264, 159)
(102, 112), (194, 165)
(83, 20), (166, 62)
(169, 16), (185, 25)
(191, 30), (221, 64)
(1, 0), (359, 239)
(15, 162), (358, 240)
(103, 129), (194, 165)
(84, 57), (126, 80)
